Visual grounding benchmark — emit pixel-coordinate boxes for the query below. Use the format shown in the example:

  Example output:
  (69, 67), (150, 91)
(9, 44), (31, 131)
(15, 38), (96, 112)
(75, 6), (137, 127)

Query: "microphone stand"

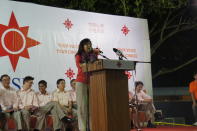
(119, 56), (123, 60)
(123, 56), (149, 130)
(133, 61), (151, 131)
(85, 52), (102, 131)
(134, 86), (141, 130)
(99, 53), (110, 60)
(113, 49), (151, 130)
(116, 54), (142, 130)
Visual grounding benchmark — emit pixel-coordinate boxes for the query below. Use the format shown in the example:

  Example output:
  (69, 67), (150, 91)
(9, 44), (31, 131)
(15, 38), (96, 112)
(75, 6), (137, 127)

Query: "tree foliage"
(13, 0), (197, 82)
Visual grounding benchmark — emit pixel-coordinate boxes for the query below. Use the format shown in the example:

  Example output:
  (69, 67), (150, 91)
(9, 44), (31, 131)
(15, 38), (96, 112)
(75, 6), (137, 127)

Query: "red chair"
(46, 115), (53, 128)
(30, 115), (37, 129)
(7, 118), (16, 129)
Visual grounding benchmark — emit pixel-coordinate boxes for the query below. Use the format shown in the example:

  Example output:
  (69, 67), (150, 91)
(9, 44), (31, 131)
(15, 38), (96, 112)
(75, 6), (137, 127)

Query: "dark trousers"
(0, 112), (6, 130)
(192, 105), (197, 122)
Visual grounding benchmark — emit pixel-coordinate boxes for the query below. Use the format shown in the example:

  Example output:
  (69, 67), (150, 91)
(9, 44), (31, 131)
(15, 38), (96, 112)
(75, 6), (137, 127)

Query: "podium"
(82, 59), (134, 131)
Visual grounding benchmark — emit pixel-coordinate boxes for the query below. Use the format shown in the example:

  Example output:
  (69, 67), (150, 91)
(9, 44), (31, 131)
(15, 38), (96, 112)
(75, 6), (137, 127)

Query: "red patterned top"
(75, 55), (88, 84)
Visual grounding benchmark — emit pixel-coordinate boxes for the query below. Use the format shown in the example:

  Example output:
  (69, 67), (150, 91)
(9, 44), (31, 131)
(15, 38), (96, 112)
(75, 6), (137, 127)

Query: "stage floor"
(131, 126), (197, 131)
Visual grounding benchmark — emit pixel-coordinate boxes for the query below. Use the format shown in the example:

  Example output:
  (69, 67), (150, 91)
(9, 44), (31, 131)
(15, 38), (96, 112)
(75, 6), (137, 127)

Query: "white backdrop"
(0, 0), (153, 95)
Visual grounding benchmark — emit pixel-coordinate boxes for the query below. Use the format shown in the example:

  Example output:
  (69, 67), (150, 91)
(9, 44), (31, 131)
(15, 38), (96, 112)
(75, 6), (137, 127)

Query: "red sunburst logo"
(121, 25), (130, 36)
(0, 12), (40, 71)
(65, 68), (75, 79)
(63, 19), (73, 30)
(125, 71), (132, 79)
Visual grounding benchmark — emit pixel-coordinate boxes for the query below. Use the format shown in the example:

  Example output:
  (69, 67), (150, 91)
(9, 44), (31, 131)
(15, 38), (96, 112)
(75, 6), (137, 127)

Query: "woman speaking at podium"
(75, 38), (98, 131)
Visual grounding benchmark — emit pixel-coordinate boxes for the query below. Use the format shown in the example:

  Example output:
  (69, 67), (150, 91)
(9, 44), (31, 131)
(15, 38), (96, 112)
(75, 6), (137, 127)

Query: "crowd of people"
(0, 38), (158, 131)
(0, 74), (78, 131)
(0, 74), (156, 131)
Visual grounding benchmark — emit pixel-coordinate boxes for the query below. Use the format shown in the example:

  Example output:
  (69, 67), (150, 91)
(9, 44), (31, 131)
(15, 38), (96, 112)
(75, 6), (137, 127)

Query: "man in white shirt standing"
(17, 76), (40, 131)
(34, 80), (73, 131)
(0, 74), (23, 131)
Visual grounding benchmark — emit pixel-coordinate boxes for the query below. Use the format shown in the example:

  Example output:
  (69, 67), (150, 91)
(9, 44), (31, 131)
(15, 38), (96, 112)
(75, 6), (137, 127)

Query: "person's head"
(70, 79), (76, 90)
(135, 81), (144, 92)
(38, 80), (47, 94)
(23, 76), (34, 90)
(57, 79), (66, 91)
(194, 72), (197, 80)
(76, 38), (92, 55)
(0, 74), (10, 88)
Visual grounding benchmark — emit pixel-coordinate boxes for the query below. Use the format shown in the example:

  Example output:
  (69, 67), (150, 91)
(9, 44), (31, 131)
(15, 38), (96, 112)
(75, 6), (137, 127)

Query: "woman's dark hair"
(38, 80), (47, 87)
(135, 81), (144, 87)
(75, 38), (92, 56)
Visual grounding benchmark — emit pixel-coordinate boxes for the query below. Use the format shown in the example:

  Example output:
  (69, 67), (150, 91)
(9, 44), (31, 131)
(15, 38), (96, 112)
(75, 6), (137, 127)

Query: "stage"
(131, 126), (197, 131)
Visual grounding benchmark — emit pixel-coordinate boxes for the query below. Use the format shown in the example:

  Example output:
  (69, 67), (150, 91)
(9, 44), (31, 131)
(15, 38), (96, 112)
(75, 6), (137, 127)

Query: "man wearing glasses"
(16, 76), (39, 131)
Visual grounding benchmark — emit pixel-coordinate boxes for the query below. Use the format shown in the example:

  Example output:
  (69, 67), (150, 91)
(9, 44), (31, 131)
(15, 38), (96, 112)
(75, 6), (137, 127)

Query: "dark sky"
(152, 5), (197, 87)
(12, 0), (197, 87)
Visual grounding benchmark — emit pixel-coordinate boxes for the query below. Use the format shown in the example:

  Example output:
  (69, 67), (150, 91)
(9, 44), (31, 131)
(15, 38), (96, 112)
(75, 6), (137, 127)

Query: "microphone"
(88, 47), (93, 52)
(113, 48), (127, 60)
(94, 48), (103, 54)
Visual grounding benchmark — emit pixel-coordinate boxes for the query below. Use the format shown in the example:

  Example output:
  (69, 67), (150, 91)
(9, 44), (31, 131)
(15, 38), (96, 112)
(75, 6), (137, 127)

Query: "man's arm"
(68, 101), (72, 110)
(30, 92), (40, 111)
(191, 93), (196, 107)
(53, 92), (59, 102)
(141, 91), (152, 103)
(189, 82), (196, 107)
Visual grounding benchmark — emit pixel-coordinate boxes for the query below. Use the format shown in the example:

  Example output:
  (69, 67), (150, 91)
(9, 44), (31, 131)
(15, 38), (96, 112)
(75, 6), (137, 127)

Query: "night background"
(13, 0), (196, 88)
(0, 0), (193, 128)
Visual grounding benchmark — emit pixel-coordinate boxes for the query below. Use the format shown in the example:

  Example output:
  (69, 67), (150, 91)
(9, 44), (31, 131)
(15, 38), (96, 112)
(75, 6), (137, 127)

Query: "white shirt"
(17, 88), (39, 109)
(68, 90), (76, 102)
(37, 92), (52, 106)
(137, 90), (151, 101)
(0, 86), (18, 111)
(53, 89), (71, 106)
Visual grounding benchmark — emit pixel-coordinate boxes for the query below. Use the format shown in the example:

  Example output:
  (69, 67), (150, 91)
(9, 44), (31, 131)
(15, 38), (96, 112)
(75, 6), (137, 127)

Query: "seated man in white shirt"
(134, 81), (156, 128)
(0, 74), (23, 131)
(53, 79), (77, 122)
(69, 79), (77, 109)
(17, 76), (40, 131)
(37, 80), (52, 106)
(69, 79), (78, 130)
(34, 80), (72, 131)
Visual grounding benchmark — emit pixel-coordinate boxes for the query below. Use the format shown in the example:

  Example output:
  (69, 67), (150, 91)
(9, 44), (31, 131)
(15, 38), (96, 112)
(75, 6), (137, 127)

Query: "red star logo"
(65, 68), (75, 79)
(121, 25), (130, 36)
(63, 19), (73, 30)
(0, 12), (40, 71)
(125, 71), (132, 79)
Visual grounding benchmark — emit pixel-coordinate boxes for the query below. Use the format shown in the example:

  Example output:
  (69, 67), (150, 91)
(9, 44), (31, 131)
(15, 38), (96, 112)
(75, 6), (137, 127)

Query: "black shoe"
(34, 129), (40, 131)
(61, 116), (74, 123)
(147, 120), (156, 128)
(66, 128), (72, 131)
(55, 129), (61, 131)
